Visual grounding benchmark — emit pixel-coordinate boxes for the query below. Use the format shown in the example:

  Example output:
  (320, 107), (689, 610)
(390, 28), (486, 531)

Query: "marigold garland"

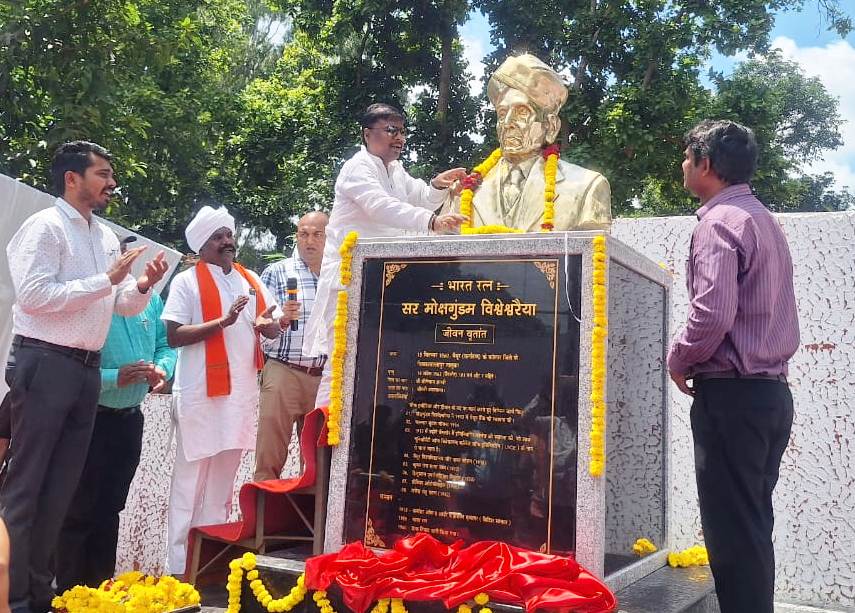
(52, 571), (200, 613)
(226, 552), (310, 613)
(459, 145), (560, 232)
(589, 235), (608, 477)
(668, 545), (709, 568)
(461, 225), (523, 235)
(541, 143), (559, 231)
(224, 554), (502, 613)
(326, 230), (359, 445)
(632, 538), (658, 557)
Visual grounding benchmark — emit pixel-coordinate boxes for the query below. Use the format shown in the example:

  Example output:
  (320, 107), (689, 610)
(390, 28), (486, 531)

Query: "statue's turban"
(185, 205), (235, 253)
(487, 53), (568, 115)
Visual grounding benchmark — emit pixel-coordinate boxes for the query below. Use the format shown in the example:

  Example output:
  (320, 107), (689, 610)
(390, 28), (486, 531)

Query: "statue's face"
(495, 88), (547, 159)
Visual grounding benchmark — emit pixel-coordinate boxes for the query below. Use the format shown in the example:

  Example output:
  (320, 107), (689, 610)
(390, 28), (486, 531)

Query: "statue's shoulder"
(557, 159), (607, 185)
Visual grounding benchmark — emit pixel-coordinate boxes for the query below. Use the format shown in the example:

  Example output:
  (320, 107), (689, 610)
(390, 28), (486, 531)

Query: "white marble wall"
(604, 261), (668, 558)
(115, 212), (855, 609)
(612, 212), (855, 609)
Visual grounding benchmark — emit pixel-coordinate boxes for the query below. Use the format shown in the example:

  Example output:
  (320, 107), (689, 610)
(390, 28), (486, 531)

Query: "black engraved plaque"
(344, 256), (582, 554)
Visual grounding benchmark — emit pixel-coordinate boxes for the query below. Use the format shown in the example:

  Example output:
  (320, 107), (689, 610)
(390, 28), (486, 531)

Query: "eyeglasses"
(368, 125), (408, 138)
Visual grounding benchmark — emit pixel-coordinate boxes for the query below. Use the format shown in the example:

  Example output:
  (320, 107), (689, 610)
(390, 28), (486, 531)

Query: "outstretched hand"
(431, 167), (467, 191)
(254, 304), (281, 339)
(137, 251), (169, 293)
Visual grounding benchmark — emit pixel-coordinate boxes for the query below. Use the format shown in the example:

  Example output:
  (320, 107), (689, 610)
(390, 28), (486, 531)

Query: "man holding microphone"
(254, 211), (328, 481)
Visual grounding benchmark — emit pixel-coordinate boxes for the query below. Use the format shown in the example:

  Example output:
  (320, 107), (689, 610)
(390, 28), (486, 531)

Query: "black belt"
(694, 370), (787, 383)
(13, 335), (101, 368)
(97, 405), (141, 416)
(269, 356), (324, 377)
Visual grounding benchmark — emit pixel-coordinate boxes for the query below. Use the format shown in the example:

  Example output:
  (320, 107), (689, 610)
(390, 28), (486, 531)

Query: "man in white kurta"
(161, 206), (280, 574)
(303, 103), (468, 406)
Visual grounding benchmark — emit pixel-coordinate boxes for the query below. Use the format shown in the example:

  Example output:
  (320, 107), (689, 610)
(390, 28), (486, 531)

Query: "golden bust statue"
(445, 53), (611, 232)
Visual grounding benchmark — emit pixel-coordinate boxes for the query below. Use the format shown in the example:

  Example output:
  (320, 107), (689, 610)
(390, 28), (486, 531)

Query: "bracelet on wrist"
(218, 318), (225, 329)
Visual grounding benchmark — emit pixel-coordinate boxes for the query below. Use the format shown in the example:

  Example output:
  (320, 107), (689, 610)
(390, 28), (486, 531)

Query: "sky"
(458, 5), (855, 191)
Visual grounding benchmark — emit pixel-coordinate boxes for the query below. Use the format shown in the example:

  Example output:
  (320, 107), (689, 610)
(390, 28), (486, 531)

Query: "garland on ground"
(52, 571), (200, 613)
(225, 552), (494, 613)
(668, 545), (709, 568)
(458, 144), (560, 233)
(326, 230), (359, 445)
(589, 235), (608, 477)
(632, 538), (658, 557)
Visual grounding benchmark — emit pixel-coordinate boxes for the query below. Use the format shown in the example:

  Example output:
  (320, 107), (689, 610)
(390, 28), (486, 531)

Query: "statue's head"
(487, 54), (568, 160)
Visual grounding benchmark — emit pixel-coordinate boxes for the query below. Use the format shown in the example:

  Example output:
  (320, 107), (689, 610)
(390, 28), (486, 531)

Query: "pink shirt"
(667, 184), (799, 377)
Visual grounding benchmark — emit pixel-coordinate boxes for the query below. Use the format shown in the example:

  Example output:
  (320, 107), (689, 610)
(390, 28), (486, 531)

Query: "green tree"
(470, 0), (851, 214)
(710, 52), (846, 211)
(0, 0), (255, 246)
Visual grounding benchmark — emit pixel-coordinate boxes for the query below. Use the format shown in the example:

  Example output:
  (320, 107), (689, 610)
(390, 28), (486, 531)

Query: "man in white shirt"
(303, 103), (467, 406)
(1, 141), (168, 613)
(161, 206), (282, 575)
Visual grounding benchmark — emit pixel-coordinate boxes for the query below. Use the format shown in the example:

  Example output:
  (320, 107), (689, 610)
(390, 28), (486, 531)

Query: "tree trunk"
(354, 20), (371, 89)
(436, 23), (453, 147)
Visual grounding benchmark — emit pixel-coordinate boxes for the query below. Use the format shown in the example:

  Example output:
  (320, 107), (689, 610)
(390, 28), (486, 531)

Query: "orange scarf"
(196, 261), (267, 397)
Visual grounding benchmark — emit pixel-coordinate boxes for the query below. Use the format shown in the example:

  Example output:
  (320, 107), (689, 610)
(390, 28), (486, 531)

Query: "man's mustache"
(218, 244), (236, 253)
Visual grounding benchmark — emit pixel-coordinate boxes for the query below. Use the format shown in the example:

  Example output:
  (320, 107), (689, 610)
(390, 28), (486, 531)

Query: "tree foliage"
(0, 0), (852, 253)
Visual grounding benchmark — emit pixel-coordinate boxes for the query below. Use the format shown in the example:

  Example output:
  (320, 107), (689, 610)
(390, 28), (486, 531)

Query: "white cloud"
(772, 36), (855, 191)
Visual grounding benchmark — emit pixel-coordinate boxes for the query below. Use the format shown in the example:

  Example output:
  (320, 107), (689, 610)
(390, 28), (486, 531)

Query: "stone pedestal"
(324, 232), (671, 588)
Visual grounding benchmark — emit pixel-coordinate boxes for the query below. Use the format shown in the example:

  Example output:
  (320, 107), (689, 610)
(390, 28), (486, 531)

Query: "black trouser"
(691, 378), (793, 613)
(55, 405), (145, 591)
(0, 345), (100, 611)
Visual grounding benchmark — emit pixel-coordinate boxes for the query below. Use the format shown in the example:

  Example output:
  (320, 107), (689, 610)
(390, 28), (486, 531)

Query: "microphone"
(286, 277), (299, 332)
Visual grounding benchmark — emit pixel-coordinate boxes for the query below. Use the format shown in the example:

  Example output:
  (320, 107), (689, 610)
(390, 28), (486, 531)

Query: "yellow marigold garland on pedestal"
(327, 230), (359, 445)
(459, 144), (560, 233)
(589, 235), (608, 477)
(52, 571), (201, 613)
(461, 225), (523, 235)
(668, 545), (709, 568)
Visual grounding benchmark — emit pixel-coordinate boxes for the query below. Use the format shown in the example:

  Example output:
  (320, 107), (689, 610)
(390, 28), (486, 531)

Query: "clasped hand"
(117, 361), (167, 392)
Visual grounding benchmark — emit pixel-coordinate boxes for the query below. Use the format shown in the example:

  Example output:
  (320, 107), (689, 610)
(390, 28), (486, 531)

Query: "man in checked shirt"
(254, 211), (329, 481)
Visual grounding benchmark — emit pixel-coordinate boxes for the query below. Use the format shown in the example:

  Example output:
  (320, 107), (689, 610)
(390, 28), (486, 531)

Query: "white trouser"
(165, 432), (243, 575)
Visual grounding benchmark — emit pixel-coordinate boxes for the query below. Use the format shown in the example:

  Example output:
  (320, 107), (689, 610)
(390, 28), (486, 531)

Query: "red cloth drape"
(305, 533), (616, 613)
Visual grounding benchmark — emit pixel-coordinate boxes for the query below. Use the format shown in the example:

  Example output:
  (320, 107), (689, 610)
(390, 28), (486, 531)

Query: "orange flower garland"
(589, 235), (608, 477)
(327, 230), (359, 445)
(459, 144), (561, 233)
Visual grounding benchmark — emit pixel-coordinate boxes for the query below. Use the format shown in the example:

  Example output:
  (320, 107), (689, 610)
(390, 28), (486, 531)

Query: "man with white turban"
(443, 53), (611, 231)
(161, 205), (282, 575)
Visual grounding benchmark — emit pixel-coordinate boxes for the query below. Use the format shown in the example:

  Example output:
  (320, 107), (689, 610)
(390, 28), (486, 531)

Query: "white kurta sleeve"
(400, 167), (447, 210)
(338, 159), (434, 232)
(161, 272), (195, 325)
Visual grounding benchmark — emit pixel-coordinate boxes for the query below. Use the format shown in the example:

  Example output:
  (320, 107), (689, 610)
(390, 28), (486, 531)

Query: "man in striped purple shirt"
(668, 120), (799, 613)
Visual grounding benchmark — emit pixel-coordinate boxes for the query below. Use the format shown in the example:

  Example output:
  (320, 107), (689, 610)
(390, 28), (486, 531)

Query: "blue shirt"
(99, 293), (177, 409)
(260, 251), (326, 368)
